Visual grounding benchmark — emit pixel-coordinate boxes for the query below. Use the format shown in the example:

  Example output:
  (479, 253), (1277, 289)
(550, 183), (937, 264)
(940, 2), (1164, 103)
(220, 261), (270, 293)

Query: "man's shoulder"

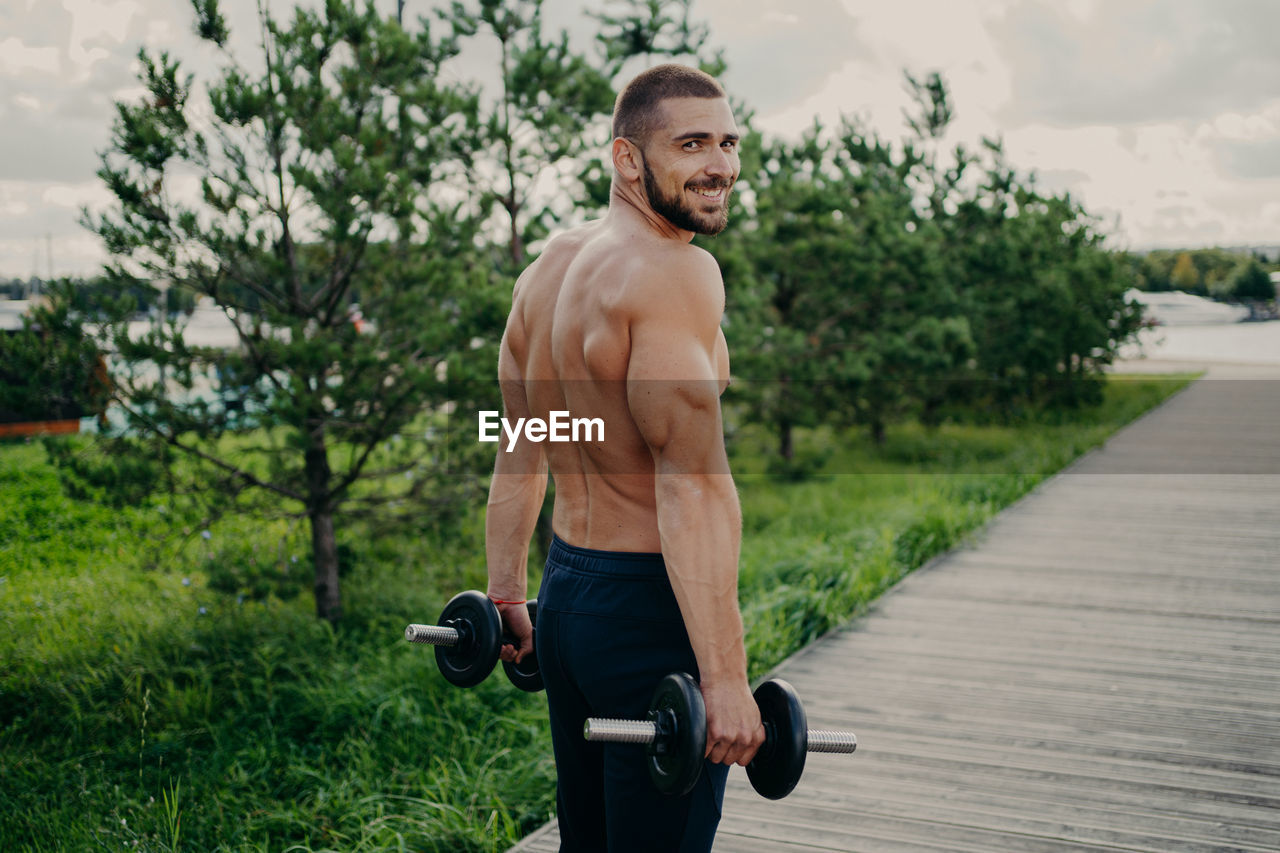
(631, 240), (723, 295)
(632, 240), (727, 303)
(664, 240), (721, 274)
(512, 222), (602, 301)
(544, 220), (605, 260)
(619, 241), (724, 330)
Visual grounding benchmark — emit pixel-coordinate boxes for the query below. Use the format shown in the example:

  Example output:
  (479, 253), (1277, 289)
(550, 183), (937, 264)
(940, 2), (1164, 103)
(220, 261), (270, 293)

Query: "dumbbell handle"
(404, 624), (461, 646)
(584, 718), (858, 754)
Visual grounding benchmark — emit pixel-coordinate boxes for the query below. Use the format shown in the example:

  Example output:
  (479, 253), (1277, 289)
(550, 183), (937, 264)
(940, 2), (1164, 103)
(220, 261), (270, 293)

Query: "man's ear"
(612, 137), (643, 183)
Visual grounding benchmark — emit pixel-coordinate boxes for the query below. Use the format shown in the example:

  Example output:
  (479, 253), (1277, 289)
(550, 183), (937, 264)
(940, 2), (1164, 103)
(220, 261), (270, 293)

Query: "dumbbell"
(404, 590), (542, 692)
(583, 672), (857, 800)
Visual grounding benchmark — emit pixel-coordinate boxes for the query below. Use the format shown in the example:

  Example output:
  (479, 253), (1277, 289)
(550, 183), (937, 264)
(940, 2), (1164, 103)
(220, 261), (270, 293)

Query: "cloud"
(0, 0), (72, 55)
(0, 0), (207, 275)
(989, 0), (1280, 127)
(1029, 167), (1090, 194)
(0, 37), (60, 75)
(1128, 170), (1280, 249)
(0, 0), (160, 183)
(0, 112), (105, 181)
(1144, 208), (1227, 246)
(1205, 177), (1280, 228)
(0, 53), (134, 182)
(739, 0), (1018, 167)
(2, 0), (1277, 276)
(1212, 137), (1280, 179)
(0, 184), (31, 218)
(0, 180), (109, 278)
(1197, 105), (1280, 179)
(704, 0), (867, 116)
(63, 0), (144, 67)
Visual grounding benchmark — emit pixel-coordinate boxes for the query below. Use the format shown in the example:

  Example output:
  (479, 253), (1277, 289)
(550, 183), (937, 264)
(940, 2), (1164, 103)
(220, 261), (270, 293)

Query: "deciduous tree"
(1230, 258), (1276, 302)
(1171, 251), (1201, 292)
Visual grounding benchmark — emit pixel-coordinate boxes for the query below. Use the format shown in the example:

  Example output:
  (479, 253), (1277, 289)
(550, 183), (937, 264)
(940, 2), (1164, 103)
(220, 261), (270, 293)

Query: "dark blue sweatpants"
(536, 535), (729, 853)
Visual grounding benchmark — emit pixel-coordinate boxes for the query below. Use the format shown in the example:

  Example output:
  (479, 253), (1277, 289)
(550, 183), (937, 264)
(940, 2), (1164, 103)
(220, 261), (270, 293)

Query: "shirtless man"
(483, 64), (763, 852)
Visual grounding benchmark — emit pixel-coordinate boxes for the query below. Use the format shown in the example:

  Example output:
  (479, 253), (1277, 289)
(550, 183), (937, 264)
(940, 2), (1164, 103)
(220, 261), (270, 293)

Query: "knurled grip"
(404, 624), (461, 646)
(584, 718), (659, 744)
(807, 729), (858, 753)
(584, 718), (857, 754)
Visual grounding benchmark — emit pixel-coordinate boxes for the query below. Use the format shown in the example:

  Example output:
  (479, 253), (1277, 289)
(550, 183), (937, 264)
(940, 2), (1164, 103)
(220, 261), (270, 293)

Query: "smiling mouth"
(689, 185), (728, 202)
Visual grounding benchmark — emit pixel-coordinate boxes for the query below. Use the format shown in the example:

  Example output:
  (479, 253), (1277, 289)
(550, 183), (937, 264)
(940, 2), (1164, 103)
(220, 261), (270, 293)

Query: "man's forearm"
(655, 473), (748, 684)
(485, 470), (547, 599)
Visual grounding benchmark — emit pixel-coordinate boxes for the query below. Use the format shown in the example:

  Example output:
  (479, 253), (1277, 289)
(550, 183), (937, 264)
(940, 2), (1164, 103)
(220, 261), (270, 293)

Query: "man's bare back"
(501, 220), (731, 553)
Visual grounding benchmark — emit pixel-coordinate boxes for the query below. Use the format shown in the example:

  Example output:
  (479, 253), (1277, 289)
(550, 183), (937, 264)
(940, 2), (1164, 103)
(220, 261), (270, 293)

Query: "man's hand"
(700, 677), (765, 767)
(495, 601), (534, 665)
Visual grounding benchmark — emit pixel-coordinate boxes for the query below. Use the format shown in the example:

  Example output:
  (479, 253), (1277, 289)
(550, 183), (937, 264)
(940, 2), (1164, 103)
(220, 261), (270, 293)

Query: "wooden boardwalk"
(512, 366), (1280, 852)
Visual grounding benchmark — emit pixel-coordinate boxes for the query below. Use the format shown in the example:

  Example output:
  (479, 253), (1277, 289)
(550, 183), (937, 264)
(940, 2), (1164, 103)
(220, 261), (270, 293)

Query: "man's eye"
(683, 141), (700, 151)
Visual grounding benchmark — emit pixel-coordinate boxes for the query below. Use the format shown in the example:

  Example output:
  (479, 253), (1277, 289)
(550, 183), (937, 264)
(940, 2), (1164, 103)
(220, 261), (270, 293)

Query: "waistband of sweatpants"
(547, 533), (667, 578)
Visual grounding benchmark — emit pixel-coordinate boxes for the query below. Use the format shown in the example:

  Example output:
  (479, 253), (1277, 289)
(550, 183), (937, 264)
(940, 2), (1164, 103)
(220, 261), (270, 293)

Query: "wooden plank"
(508, 821), (562, 852)
(717, 798), (1280, 853)
(512, 371), (1280, 852)
(755, 764), (1280, 838)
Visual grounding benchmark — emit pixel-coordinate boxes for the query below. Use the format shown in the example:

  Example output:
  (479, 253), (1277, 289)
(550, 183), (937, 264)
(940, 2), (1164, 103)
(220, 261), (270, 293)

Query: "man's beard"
(642, 156), (732, 236)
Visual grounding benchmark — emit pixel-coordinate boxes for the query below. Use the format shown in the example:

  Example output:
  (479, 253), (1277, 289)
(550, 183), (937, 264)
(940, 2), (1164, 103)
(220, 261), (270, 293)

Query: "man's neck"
(607, 182), (694, 244)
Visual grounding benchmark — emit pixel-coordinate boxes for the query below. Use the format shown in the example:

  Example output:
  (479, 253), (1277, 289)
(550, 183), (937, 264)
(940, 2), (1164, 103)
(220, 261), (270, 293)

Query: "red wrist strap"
(488, 596), (527, 605)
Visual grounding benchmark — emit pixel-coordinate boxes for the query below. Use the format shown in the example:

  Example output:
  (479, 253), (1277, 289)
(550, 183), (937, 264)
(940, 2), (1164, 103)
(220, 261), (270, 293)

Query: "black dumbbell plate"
(435, 590), (501, 688)
(647, 672), (706, 796)
(747, 678), (808, 800)
(501, 599), (543, 692)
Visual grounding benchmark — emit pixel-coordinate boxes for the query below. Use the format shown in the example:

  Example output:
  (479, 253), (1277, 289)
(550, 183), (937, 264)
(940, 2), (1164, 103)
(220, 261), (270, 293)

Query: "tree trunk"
(310, 508), (342, 624)
(870, 417), (886, 446)
(507, 199), (524, 267)
(305, 423), (342, 623)
(778, 373), (794, 461)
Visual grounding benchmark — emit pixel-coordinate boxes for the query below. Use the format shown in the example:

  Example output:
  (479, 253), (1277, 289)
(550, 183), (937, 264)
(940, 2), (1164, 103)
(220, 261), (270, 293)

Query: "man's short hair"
(612, 64), (726, 146)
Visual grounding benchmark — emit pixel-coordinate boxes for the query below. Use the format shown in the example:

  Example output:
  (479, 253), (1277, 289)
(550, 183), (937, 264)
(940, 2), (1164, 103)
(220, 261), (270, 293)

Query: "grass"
(0, 374), (1193, 851)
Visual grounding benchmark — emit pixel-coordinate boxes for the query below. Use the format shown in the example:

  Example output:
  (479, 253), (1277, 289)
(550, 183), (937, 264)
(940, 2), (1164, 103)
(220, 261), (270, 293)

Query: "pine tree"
(82, 0), (501, 622)
(442, 0), (614, 268)
(0, 280), (109, 428)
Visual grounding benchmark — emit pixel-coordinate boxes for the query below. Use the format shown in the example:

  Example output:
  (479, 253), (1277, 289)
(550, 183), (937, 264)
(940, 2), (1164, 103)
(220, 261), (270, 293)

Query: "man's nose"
(705, 147), (735, 179)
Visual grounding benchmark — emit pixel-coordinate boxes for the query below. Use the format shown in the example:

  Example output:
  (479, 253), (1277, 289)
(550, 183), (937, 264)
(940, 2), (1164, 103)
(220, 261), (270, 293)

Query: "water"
(1121, 321), (1280, 367)
(123, 301), (1280, 368)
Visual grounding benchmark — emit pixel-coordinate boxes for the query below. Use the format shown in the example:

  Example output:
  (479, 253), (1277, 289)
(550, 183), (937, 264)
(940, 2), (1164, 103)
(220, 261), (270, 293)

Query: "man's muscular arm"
(485, 307), (547, 663)
(626, 249), (763, 768)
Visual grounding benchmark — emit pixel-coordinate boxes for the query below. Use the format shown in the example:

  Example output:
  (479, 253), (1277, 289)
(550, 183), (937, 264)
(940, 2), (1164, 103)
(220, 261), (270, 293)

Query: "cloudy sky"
(3, 0), (1279, 279)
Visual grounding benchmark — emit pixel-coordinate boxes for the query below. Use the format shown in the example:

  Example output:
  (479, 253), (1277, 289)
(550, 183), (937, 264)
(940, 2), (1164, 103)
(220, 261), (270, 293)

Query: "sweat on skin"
(478, 409), (605, 452)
